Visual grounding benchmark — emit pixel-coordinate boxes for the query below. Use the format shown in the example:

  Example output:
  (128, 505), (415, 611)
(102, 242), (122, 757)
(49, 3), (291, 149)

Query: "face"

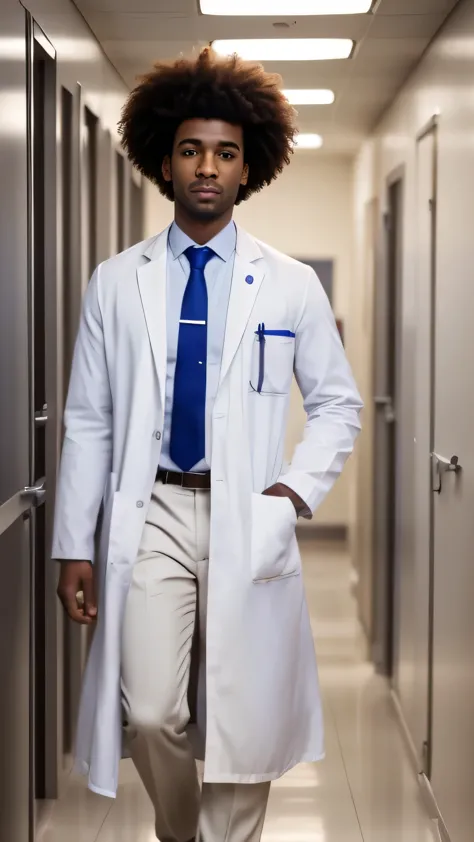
(162, 119), (249, 221)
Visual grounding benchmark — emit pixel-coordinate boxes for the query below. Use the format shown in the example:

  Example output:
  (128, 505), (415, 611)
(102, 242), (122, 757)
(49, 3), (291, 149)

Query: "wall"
(144, 154), (357, 528)
(352, 1), (474, 839)
(26, 0), (135, 276)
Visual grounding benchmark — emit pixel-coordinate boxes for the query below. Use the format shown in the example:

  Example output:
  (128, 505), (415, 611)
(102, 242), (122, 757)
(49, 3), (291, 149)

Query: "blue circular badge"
(245, 275), (254, 285)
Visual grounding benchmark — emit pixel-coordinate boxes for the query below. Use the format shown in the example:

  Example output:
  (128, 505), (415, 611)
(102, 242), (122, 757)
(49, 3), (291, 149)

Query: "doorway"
(371, 173), (403, 676)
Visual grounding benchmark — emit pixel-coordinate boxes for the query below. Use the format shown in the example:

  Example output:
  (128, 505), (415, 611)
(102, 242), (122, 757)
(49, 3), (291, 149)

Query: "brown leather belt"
(156, 469), (211, 490)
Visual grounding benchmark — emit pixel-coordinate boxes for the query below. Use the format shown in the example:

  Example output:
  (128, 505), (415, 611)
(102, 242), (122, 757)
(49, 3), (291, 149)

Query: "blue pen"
(257, 323), (265, 393)
(254, 325), (296, 393)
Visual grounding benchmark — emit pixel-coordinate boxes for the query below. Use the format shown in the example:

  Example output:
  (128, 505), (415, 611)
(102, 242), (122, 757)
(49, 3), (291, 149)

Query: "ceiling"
(74, 0), (459, 156)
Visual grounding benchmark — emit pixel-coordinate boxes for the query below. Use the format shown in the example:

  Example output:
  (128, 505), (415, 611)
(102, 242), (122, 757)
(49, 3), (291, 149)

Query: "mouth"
(190, 185), (221, 198)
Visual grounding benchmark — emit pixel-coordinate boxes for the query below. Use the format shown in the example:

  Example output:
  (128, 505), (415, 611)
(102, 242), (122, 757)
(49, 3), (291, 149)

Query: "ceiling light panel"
(201, 1), (372, 14)
(284, 89), (335, 105)
(212, 39), (354, 61)
(294, 134), (324, 149)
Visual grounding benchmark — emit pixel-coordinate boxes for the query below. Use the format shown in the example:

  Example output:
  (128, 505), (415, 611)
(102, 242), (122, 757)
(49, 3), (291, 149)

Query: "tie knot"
(185, 246), (215, 272)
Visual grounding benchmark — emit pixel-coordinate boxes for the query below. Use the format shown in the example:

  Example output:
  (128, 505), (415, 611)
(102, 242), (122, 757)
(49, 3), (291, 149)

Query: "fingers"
(82, 574), (98, 620)
(57, 561), (97, 625)
(58, 583), (94, 625)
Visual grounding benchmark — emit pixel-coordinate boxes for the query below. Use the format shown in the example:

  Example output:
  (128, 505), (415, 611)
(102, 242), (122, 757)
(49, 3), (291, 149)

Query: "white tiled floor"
(40, 542), (435, 842)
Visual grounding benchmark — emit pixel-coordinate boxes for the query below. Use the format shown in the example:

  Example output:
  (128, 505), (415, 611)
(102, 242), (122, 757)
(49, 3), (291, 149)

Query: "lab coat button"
(136, 501), (144, 508)
(154, 431), (162, 441)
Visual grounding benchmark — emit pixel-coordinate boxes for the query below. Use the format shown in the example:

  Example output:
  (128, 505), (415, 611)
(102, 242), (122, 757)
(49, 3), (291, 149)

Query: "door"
(29, 18), (60, 818)
(0, 5), (31, 840)
(116, 150), (126, 253)
(390, 120), (438, 774)
(130, 177), (144, 248)
(371, 176), (403, 674)
(82, 106), (98, 287)
(354, 198), (378, 642)
(0, 10), (58, 842)
(429, 130), (474, 840)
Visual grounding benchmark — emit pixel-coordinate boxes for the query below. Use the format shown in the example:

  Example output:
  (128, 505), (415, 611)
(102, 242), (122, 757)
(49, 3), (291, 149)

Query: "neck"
(174, 205), (233, 246)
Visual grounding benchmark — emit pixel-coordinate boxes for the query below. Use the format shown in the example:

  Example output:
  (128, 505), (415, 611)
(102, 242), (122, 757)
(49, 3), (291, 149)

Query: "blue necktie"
(170, 246), (215, 472)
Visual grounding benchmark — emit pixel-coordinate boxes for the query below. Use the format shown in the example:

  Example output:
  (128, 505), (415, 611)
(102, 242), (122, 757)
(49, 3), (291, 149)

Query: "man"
(54, 48), (362, 842)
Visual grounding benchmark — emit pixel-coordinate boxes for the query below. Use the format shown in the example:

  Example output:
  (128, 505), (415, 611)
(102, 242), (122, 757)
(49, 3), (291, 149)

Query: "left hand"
(262, 483), (306, 517)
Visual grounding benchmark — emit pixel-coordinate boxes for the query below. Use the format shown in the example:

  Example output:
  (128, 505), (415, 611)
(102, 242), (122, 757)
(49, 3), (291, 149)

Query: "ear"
(240, 163), (249, 187)
(162, 155), (172, 183)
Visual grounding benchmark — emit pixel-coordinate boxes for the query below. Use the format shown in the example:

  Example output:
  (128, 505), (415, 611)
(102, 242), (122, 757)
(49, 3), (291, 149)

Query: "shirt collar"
(169, 220), (236, 263)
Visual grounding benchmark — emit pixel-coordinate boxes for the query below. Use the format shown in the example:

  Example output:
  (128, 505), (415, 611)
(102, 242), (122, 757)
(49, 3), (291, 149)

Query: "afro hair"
(119, 47), (298, 204)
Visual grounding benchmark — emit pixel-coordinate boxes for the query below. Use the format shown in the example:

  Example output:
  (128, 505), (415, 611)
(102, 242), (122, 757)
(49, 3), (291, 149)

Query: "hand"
(262, 483), (306, 517)
(57, 561), (97, 625)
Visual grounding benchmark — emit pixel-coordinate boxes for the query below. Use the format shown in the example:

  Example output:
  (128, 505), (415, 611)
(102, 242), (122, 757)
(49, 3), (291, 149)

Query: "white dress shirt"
(159, 220), (237, 472)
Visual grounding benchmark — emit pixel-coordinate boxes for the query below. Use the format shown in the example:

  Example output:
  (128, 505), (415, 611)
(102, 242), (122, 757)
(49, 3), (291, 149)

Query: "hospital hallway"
(37, 542), (435, 842)
(4, 1), (474, 841)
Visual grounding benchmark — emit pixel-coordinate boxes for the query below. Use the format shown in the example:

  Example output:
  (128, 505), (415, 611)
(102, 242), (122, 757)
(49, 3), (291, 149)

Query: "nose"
(196, 151), (218, 179)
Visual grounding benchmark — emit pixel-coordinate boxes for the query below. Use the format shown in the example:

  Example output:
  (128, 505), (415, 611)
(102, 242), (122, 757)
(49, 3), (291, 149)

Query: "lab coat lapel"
(220, 227), (265, 385)
(137, 226), (170, 405)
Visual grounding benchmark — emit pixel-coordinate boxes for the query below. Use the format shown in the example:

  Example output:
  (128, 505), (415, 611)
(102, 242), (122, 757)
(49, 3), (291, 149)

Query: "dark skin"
(57, 118), (306, 625)
(162, 118), (248, 243)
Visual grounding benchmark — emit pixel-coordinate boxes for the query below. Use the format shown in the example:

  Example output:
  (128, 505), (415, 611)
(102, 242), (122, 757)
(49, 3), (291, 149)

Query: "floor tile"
(38, 773), (111, 842)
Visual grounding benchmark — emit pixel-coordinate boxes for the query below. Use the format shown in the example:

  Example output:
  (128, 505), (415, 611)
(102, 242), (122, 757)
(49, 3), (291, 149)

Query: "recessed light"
(212, 39), (354, 61)
(294, 134), (324, 149)
(284, 89), (335, 105)
(201, 1), (372, 14)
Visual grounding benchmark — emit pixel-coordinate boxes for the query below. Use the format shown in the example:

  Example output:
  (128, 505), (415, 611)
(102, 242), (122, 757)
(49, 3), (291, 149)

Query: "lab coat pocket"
(251, 492), (300, 583)
(107, 492), (144, 568)
(249, 333), (295, 395)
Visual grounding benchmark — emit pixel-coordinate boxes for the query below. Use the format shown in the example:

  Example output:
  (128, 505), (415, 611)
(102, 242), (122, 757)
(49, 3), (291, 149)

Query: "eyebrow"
(177, 138), (241, 152)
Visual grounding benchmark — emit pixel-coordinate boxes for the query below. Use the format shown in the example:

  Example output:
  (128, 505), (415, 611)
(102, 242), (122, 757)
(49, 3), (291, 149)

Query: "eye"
(182, 149), (197, 157)
(219, 152), (235, 160)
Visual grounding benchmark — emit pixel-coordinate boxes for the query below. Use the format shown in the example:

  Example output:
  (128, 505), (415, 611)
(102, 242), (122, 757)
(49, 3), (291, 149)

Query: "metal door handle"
(21, 477), (46, 507)
(35, 403), (48, 428)
(374, 396), (391, 406)
(432, 454), (462, 494)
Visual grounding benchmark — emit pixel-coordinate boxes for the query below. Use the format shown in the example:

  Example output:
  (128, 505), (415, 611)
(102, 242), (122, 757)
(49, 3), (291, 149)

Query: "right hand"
(57, 561), (97, 625)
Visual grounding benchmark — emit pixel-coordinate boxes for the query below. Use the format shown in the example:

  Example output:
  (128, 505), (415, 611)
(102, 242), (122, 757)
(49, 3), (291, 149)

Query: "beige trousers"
(121, 482), (270, 842)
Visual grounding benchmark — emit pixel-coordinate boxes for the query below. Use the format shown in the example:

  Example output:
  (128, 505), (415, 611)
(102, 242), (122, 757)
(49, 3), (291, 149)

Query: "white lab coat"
(52, 225), (362, 798)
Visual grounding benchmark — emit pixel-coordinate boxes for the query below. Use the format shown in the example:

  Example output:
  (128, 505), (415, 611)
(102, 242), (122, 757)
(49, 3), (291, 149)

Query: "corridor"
(3, 2), (474, 840)
(38, 542), (434, 842)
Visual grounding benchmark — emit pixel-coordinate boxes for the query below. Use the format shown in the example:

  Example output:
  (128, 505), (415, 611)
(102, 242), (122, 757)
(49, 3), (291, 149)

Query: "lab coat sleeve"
(277, 268), (363, 516)
(52, 266), (113, 561)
